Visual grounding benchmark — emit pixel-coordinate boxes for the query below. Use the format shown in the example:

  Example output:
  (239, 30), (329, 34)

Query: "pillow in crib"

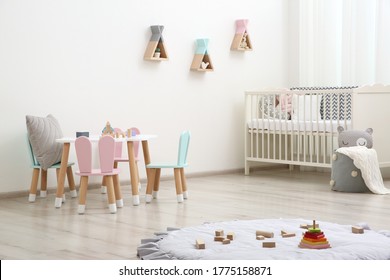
(26, 114), (64, 170)
(320, 93), (352, 120)
(292, 94), (322, 121)
(258, 95), (289, 120)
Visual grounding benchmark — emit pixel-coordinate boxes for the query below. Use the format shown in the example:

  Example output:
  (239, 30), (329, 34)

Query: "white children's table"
(55, 134), (157, 208)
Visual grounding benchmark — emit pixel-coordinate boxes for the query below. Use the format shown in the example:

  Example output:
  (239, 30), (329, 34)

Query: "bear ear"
(366, 128), (373, 135)
(337, 126), (344, 133)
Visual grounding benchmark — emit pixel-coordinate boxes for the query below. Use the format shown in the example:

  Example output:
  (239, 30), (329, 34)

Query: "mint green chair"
(27, 135), (77, 202)
(145, 131), (190, 203)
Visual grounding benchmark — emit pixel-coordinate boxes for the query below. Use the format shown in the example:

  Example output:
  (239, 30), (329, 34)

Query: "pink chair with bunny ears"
(101, 127), (142, 194)
(75, 136), (122, 214)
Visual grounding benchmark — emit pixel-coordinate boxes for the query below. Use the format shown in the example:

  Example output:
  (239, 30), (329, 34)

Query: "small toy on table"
(102, 121), (115, 136)
(299, 220), (331, 249)
(127, 128), (137, 138)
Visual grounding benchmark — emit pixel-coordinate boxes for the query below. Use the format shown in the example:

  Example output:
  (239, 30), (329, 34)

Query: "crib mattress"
(247, 119), (352, 133)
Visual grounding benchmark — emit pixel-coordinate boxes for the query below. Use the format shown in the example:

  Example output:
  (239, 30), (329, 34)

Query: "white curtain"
(296, 0), (390, 87)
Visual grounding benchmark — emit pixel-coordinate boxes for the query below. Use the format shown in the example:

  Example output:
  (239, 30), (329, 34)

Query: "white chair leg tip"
(152, 191), (158, 199)
(101, 186), (107, 194)
(177, 194), (184, 203)
(183, 191), (188, 199)
(138, 182), (142, 191)
(62, 194), (66, 203)
(54, 197), (62, 208)
(28, 194), (36, 202)
(109, 204), (117, 213)
(132, 195), (140, 206)
(145, 194), (153, 203)
(78, 205), (86, 214)
(40, 191), (47, 198)
(116, 199), (124, 208)
(70, 190), (77, 198)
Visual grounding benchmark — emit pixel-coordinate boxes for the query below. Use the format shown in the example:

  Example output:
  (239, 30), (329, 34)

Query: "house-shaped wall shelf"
(144, 25), (168, 61)
(231, 19), (253, 51)
(190, 39), (214, 72)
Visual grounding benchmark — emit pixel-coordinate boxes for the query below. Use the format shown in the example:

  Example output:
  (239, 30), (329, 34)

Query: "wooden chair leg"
(29, 168), (40, 202)
(113, 174), (123, 207)
(174, 168), (183, 203)
(135, 161), (141, 190)
(40, 169), (48, 197)
(56, 169), (65, 202)
(101, 176), (107, 194)
(78, 176), (89, 214)
(145, 168), (156, 203)
(66, 166), (77, 198)
(180, 168), (188, 199)
(105, 175), (117, 213)
(151, 168), (161, 199)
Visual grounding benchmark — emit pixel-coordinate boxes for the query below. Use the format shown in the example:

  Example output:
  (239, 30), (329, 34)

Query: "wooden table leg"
(142, 140), (152, 180)
(127, 141), (140, 206)
(55, 143), (70, 208)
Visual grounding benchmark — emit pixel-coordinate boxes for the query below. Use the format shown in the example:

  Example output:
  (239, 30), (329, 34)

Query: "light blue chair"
(27, 135), (77, 202)
(145, 131), (190, 203)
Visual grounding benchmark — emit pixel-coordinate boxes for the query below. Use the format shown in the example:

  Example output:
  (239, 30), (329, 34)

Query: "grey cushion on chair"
(26, 114), (64, 170)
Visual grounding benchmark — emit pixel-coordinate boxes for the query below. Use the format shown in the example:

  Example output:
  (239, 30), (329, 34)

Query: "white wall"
(0, 0), (289, 193)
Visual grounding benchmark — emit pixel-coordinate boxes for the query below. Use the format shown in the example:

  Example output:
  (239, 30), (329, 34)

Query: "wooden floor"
(1, 168), (390, 260)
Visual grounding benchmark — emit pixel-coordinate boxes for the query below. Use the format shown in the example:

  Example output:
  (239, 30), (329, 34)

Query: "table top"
(56, 134), (157, 143)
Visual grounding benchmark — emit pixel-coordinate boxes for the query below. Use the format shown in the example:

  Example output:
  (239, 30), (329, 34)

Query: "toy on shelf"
(154, 48), (161, 58)
(102, 121), (115, 136)
(299, 220), (331, 249)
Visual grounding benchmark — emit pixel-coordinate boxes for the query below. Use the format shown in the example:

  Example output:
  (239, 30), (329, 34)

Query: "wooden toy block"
(256, 235), (265, 240)
(227, 232), (234, 240)
(262, 242), (276, 248)
(282, 233), (296, 238)
(256, 230), (274, 238)
(222, 239), (230, 245)
(281, 230), (287, 235)
(214, 236), (225, 242)
(352, 226), (364, 234)
(215, 230), (224, 236)
(300, 224), (308, 229)
(196, 239), (205, 249)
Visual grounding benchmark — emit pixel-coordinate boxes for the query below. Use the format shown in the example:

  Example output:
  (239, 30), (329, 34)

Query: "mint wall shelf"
(190, 38), (214, 72)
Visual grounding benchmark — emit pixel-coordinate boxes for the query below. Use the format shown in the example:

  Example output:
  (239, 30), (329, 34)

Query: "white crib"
(245, 84), (390, 175)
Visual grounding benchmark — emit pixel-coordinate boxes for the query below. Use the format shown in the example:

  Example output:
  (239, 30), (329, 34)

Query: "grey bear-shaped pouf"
(330, 127), (373, 193)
